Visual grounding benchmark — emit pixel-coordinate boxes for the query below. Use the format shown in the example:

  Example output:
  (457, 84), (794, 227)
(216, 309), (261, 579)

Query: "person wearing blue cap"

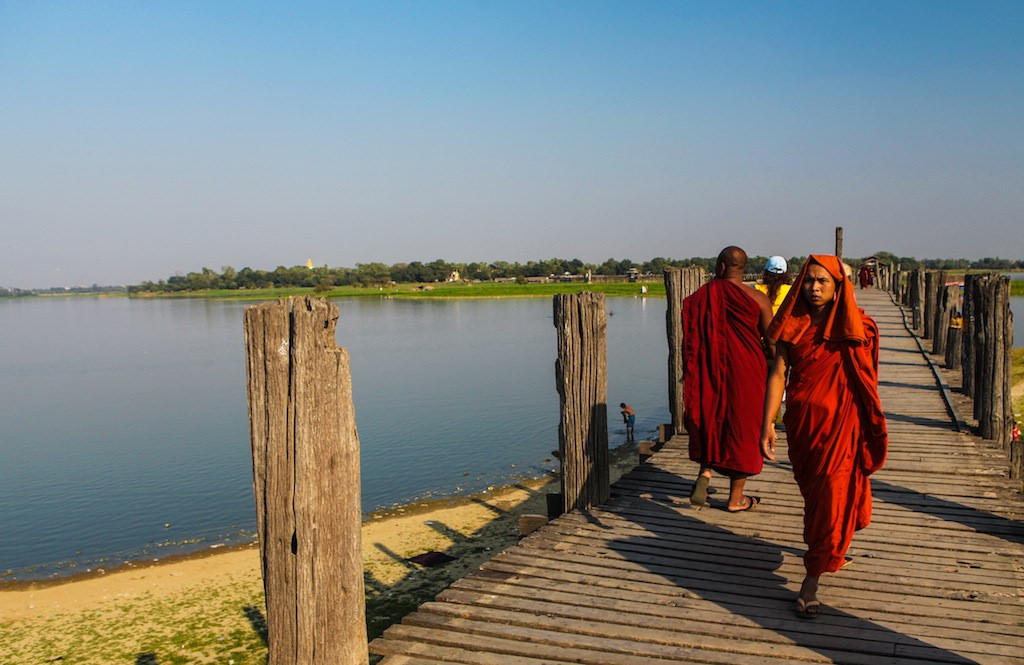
(755, 256), (792, 315)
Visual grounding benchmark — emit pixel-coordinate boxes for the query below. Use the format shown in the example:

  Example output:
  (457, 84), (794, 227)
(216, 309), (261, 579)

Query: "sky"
(1, 1), (1022, 289)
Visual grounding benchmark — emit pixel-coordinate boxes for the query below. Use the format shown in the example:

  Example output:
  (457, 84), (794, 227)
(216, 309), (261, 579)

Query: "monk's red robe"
(769, 255), (888, 576)
(683, 279), (766, 477)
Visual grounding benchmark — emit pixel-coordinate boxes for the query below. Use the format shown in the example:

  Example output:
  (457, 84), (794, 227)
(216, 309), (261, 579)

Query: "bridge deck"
(370, 289), (1024, 664)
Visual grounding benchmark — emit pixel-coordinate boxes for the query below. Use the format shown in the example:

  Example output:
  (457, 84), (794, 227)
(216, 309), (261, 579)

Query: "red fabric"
(683, 279), (766, 477)
(858, 265), (872, 288)
(769, 254), (888, 576)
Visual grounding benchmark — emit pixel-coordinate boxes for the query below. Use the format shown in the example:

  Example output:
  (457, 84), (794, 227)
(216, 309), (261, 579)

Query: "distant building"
(447, 270), (461, 282)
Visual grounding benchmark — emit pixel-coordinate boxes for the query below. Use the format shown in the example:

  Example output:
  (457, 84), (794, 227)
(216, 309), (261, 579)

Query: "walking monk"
(760, 255), (888, 619)
(684, 246), (774, 511)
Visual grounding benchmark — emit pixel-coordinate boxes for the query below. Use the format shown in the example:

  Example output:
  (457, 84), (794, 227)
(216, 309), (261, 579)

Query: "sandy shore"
(0, 445), (639, 665)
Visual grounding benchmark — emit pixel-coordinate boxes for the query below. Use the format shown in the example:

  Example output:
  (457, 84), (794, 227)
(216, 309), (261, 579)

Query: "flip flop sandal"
(794, 598), (821, 619)
(689, 476), (710, 506)
(727, 495), (760, 512)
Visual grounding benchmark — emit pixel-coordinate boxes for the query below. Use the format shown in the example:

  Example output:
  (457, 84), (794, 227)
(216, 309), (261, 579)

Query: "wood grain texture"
(245, 295), (366, 664)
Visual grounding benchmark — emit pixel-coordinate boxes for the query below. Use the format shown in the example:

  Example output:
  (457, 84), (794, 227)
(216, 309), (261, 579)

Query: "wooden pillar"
(922, 272), (935, 339)
(945, 322), (962, 370)
(834, 227), (843, 260)
(664, 266), (706, 438)
(553, 292), (609, 513)
(664, 268), (685, 439)
(972, 275), (990, 419)
(989, 277), (1011, 447)
(979, 278), (998, 439)
(910, 267), (924, 331)
(931, 275), (951, 355)
(999, 277), (1014, 451)
(962, 274), (979, 399)
(244, 296), (366, 665)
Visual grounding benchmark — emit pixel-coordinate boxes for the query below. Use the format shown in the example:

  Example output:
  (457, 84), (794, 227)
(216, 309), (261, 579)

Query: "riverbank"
(126, 280), (666, 300)
(0, 444), (640, 665)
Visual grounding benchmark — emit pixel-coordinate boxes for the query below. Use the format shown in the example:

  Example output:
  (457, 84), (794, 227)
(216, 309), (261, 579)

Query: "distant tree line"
(0, 285), (127, 298)
(125, 253), (1024, 294)
(127, 257), (712, 293)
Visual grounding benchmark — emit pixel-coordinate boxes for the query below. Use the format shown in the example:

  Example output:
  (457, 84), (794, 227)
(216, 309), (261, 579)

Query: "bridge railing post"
(962, 275), (1015, 459)
(244, 296), (366, 665)
(664, 266), (707, 439)
(910, 267), (924, 332)
(553, 292), (609, 513)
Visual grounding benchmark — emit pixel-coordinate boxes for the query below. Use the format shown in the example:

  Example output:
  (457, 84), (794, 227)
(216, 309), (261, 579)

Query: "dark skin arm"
(747, 287), (776, 359)
(760, 342), (789, 461)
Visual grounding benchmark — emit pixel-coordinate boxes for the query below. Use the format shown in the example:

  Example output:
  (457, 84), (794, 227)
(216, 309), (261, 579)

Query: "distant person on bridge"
(858, 263), (873, 289)
(683, 246), (774, 511)
(760, 254), (888, 619)
(754, 255), (793, 316)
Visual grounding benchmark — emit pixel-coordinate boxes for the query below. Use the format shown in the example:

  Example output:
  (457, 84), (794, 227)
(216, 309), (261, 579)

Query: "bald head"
(715, 246), (748, 280)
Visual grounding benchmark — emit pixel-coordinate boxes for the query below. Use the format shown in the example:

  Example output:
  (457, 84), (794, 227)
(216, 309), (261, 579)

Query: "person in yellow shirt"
(755, 255), (792, 315)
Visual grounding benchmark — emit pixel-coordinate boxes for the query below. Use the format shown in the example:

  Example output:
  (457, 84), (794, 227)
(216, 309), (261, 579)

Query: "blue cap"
(764, 256), (787, 274)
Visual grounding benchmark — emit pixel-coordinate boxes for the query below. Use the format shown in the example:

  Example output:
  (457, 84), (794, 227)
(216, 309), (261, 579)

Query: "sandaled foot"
(689, 476), (710, 506)
(794, 597), (821, 619)
(726, 495), (760, 512)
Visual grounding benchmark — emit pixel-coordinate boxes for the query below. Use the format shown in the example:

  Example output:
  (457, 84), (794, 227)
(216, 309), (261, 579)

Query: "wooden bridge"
(369, 289), (1024, 664)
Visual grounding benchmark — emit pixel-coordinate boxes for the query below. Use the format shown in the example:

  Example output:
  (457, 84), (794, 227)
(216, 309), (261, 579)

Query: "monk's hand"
(760, 427), (776, 461)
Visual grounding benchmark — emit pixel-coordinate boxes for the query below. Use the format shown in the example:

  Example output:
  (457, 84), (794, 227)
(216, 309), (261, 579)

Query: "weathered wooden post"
(1004, 277), (1020, 479)
(835, 227), (843, 260)
(989, 277), (1011, 448)
(910, 267), (924, 331)
(945, 313), (963, 370)
(664, 268), (685, 440)
(553, 292), (609, 513)
(999, 276), (1014, 452)
(244, 296), (366, 665)
(973, 275), (991, 420)
(976, 276), (1012, 446)
(923, 271), (936, 340)
(962, 273), (982, 399)
(664, 266), (706, 439)
(931, 275), (952, 356)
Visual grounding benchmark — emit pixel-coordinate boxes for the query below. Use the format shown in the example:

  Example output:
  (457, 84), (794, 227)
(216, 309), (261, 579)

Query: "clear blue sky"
(2, 1), (1021, 288)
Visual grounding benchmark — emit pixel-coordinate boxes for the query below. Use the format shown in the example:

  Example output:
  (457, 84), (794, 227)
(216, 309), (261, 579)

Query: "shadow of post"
(242, 605), (269, 646)
(871, 477), (1024, 545)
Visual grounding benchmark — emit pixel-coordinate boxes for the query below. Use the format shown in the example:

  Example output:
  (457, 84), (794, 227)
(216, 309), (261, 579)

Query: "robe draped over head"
(683, 279), (766, 477)
(769, 254), (888, 575)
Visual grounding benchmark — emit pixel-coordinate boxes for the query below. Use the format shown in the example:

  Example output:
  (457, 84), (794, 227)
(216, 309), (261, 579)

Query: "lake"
(0, 295), (670, 581)
(1, 287), (1018, 582)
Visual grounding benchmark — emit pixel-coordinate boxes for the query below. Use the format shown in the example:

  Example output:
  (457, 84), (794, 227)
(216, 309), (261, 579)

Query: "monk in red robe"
(760, 254), (888, 618)
(684, 246), (774, 511)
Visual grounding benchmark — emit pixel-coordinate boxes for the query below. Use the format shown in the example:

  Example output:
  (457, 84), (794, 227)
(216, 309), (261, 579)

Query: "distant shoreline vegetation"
(3, 253), (1023, 298)
(0, 284), (128, 299)
(126, 254), (1024, 296)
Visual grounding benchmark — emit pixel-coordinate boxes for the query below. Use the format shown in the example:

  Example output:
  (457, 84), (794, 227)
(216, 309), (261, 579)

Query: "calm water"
(0, 295), (669, 580)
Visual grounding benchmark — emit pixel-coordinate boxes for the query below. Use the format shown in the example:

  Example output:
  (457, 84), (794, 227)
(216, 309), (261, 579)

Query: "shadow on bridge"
(603, 471), (980, 664)
(871, 477), (1024, 545)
